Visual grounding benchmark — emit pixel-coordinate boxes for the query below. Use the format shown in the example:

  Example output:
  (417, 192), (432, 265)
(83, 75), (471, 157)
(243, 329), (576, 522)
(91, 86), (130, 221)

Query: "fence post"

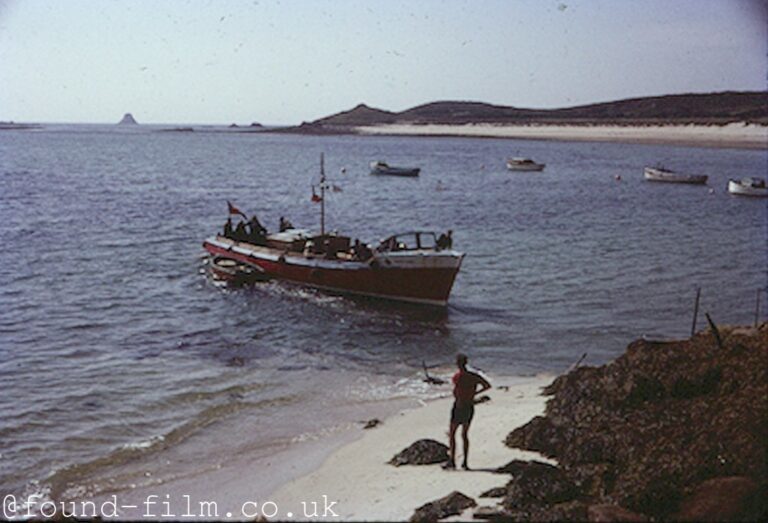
(691, 287), (701, 337)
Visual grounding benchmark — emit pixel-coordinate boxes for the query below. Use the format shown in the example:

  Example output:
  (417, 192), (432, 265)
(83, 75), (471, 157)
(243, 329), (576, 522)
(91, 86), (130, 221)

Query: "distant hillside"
(292, 92), (767, 132)
(314, 103), (398, 125)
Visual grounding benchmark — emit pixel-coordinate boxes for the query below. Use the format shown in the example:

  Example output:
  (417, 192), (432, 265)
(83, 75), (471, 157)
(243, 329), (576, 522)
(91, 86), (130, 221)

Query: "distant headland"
(281, 91), (768, 149)
(296, 91), (768, 129)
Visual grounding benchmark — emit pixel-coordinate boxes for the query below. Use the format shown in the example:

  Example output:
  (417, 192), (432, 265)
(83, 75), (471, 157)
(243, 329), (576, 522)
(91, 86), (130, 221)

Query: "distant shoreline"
(4, 120), (766, 149)
(349, 122), (768, 150)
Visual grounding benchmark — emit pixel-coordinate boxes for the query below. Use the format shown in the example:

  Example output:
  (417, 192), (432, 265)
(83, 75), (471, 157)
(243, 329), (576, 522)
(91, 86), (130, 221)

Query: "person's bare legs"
(445, 422), (458, 468)
(461, 423), (470, 469)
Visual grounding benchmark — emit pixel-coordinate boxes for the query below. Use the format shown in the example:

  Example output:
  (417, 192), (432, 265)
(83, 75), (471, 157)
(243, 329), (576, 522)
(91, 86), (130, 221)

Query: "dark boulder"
(505, 415), (561, 457)
(479, 486), (507, 498)
(409, 491), (476, 522)
(495, 460), (578, 509)
(472, 506), (512, 520)
(389, 439), (448, 466)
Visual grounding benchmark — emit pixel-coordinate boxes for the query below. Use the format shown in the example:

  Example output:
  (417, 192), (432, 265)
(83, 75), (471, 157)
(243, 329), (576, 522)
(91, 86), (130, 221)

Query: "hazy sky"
(0, 0), (765, 124)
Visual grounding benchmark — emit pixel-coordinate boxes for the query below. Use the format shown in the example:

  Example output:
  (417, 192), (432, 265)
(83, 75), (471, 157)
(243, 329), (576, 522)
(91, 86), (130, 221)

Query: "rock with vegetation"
(389, 439), (449, 467)
(504, 323), (767, 520)
(494, 460), (577, 509)
(410, 491), (476, 522)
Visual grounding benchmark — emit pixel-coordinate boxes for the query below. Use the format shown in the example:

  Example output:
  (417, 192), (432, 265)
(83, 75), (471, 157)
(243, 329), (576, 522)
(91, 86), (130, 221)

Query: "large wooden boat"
(203, 230), (463, 305)
(204, 156), (462, 306)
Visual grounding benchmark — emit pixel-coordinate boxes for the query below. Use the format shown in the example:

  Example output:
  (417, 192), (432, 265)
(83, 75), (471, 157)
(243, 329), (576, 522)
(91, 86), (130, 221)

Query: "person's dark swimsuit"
(450, 370), (484, 425)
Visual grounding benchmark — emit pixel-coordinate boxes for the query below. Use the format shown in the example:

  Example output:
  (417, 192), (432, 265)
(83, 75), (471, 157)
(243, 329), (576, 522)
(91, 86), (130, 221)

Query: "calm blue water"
(1, 125), (766, 504)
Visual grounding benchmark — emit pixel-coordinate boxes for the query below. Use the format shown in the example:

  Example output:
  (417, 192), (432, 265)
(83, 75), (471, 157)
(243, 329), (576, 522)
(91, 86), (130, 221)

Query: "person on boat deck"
(351, 239), (372, 261)
(359, 243), (373, 261)
(223, 217), (233, 238)
(444, 353), (491, 471)
(279, 216), (293, 232)
(437, 230), (453, 250)
(248, 215), (266, 235)
(233, 220), (248, 242)
(351, 239), (361, 258)
(247, 215), (267, 244)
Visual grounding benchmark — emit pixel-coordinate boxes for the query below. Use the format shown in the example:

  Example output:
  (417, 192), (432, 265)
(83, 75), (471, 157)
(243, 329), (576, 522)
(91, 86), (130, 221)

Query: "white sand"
(268, 375), (554, 521)
(355, 123), (768, 149)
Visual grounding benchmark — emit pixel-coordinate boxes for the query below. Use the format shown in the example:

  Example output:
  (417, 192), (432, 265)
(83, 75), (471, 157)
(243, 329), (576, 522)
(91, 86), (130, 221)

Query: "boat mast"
(320, 153), (325, 236)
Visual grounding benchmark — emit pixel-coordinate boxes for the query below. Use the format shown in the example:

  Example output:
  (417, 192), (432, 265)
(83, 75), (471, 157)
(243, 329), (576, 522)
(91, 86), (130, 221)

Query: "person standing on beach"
(444, 353), (491, 470)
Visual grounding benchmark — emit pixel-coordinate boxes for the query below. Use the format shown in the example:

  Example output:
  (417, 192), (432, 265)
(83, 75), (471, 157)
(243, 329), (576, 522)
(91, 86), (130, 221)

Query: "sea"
(1, 125), (766, 515)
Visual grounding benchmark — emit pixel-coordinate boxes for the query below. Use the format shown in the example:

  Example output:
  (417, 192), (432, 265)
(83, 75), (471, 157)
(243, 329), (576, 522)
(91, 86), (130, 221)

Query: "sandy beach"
(354, 122), (768, 149)
(269, 375), (554, 521)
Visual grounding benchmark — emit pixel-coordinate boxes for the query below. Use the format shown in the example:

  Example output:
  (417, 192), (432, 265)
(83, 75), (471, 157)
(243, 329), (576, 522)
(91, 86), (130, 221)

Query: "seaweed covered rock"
(389, 438), (449, 466)
(505, 324), (768, 519)
(674, 476), (763, 522)
(495, 460), (577, 509)
(410, 491), (476, 522)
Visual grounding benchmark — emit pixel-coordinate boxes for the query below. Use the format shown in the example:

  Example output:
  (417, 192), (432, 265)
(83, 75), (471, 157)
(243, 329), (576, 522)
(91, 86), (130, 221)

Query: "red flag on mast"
(227, 200), (247, 217)
(311, 186), (322, 203)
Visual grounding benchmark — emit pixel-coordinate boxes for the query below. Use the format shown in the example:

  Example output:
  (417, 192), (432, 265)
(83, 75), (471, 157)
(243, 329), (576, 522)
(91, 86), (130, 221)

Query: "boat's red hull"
(203, 239), (462, 305)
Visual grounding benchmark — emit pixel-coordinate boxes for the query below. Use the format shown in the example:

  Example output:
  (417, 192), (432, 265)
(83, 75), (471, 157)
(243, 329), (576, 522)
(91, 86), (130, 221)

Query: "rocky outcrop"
(389, 439), (448, 467)
(494, 460), (577, 509)
(505, 323), (768, 520)
(118, 113), (138, 125)
(410, 491), (476, 522)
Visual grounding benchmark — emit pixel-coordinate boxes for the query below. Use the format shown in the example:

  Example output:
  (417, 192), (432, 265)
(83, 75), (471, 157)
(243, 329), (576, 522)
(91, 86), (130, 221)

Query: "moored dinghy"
(643, 166), (708, 185)
(506, 157), (545, 171)
(369, 161), (421, 177)
(727, 177), (768, 197)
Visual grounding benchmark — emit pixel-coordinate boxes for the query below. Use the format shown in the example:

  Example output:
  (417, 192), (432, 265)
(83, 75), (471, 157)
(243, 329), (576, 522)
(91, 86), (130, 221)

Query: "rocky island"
(118, 113), (138, 125)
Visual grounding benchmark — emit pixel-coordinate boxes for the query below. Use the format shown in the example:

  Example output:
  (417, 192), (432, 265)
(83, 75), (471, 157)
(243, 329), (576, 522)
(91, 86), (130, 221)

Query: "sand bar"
(355, 123), (768, 149)
(269, 374), (554, 521)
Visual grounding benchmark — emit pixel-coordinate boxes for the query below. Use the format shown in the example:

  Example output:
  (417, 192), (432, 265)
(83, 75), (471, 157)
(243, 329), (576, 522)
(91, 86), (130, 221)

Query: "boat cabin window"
(378, 232), (437, 252)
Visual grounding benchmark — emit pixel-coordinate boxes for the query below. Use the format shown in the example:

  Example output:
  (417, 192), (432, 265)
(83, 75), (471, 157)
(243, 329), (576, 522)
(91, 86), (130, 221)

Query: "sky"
(0, 0), (765, 125)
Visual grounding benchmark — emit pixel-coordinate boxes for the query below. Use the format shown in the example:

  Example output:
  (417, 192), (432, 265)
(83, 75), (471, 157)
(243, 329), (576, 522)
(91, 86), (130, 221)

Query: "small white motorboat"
(506, 157), (545, 171)
(727, 177), (768, 197)
(643, 166), (708, 185)
(369, 161), (420, 177)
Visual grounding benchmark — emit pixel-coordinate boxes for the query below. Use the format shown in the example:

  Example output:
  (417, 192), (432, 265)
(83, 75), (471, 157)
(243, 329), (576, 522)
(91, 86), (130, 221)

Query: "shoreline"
(352, 122), (768, 149)
(268, 374), (554, 521)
